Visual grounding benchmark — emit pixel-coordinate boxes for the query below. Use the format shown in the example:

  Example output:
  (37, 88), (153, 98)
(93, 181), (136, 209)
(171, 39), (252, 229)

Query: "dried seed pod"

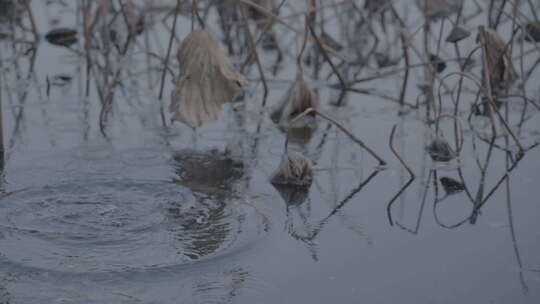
(524, 21), (540, 43)
(45, 28), (78, 47)
(440, 177), (465, 195)
(272, 73), (317, 127)
(170, 29), (247, 128)
(446, 25), (470, 43)
(477, 26), (517, 89)
(270, 151), (313, 187)
(375, 52), (399, 68)
(426, 137), (456, 162)
(429, 53), (446, 73)
(416, 0), (462, 21)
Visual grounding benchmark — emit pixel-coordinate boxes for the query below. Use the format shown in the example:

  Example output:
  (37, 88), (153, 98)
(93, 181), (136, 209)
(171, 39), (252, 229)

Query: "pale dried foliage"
(273, 73), (317, 127)
(270, 151), (313, 187)
(478, 27), (517, 89)
(170, 29), (247, 128)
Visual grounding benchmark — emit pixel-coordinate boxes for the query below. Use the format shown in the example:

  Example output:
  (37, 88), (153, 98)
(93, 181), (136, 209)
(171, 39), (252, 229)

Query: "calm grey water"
(1, 1), (539, 303)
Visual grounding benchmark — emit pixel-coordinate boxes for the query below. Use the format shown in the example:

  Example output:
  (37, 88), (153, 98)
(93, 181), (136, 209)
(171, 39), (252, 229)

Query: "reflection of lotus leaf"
(167, 196), (231, 261)
(172, 149), (244, 195)
(272, 184), (310, 206)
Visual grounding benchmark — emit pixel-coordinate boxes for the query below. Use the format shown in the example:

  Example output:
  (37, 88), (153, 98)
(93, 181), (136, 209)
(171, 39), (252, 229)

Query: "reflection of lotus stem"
(389, 125), (414, 177)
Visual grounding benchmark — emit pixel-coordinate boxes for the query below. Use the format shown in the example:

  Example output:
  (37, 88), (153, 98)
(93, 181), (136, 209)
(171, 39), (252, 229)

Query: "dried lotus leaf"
(270, 151), (313, 187)
(170, 29), (247, 128)
(426, 137), (456, 162)
(478, 27), (517, 89)
(272, 73), (317, 127)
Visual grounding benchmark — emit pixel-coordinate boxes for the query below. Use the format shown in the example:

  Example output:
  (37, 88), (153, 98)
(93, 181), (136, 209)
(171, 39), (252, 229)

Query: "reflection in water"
(387, 111), (538, 293)
(272, 184), (310, 206)
(0, 0), (539, 302)
(168, 149), (254, 300)
(167, 197), (231, 261)
(170, 149), (246, 260)
(172, 149), (244, 195)
(0, 284), (9, 304)
(274, 170), (378, 260)
(190, 267), (250, 304)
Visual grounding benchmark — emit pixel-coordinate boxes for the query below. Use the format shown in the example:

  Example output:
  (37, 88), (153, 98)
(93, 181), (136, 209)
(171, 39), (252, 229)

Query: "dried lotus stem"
(292, 108), (387, 166)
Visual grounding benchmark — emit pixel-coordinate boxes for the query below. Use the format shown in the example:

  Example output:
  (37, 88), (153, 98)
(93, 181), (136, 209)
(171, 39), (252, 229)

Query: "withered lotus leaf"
(426, 137), (456, 162)
(270, 151), (313, 187)
(273, 73), (317, 127)
(478, 27), (517, 89)
(170, 29), (247, 128)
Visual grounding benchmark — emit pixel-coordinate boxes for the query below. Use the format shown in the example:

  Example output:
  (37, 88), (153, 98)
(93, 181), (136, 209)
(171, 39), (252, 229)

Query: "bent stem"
(389, 125), (414, 177)
(291, 108), (387, 166)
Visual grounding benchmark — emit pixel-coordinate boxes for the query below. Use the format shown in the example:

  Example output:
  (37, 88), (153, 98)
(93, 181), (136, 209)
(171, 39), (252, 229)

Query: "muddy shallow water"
(1, 0), (540, 303)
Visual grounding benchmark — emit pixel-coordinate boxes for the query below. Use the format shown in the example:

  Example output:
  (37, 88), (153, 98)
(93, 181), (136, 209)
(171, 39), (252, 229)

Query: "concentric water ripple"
(0, 180), (266, 273)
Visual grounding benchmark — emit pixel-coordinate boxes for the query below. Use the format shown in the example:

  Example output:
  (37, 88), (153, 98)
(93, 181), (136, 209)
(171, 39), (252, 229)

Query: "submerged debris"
(270, 151), (313, 187)
(170, 29), (247, 128)
(440, 177), (465, 194)
(446, 25), (470, 43)
(426, 137), (456, 162)
(45, 28), (78, 47)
